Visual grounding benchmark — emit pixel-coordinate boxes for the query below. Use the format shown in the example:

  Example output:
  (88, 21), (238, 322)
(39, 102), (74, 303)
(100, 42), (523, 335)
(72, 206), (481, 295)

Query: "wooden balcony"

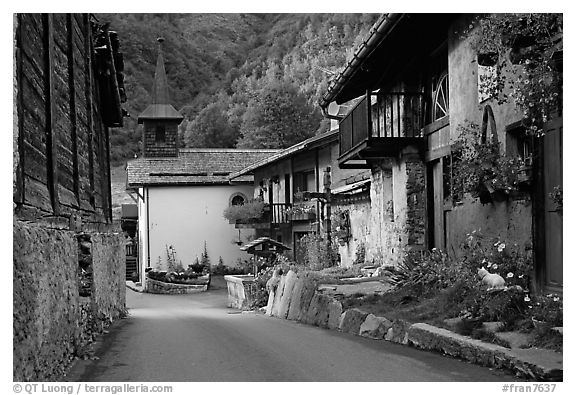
(338, 91), (426, 168)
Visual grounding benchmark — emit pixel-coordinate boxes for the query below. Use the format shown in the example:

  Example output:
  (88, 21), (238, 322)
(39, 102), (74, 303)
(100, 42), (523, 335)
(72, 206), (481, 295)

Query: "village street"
(66, 278), (517, 382)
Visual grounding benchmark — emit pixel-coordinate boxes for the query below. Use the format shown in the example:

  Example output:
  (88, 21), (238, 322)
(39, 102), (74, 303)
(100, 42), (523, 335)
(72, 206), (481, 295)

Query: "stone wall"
(13, 221), (125, 381)
(262, 269), (560, 380)
(334, 198), (371, 267)
(91, 234), (126, 322)
(368, 154), (426, 267)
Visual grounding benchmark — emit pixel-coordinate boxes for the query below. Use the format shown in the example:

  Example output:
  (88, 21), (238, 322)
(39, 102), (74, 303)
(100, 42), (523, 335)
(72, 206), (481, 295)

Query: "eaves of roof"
(228, 130), (339, 181)
(319, 13), (404, 111)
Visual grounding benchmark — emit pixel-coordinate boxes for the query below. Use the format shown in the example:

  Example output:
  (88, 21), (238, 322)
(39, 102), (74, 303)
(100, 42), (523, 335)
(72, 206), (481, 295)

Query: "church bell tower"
(138, 38), (183, 158)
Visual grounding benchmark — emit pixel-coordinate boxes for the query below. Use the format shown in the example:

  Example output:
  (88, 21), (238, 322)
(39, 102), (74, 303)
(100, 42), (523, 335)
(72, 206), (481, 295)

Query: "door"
(542, 117), (563, 291)
(427, 156), (451, 251)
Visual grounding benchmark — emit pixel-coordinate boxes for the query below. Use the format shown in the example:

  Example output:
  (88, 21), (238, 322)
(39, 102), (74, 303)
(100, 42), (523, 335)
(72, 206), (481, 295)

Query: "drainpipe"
(146, 187), (150, 269)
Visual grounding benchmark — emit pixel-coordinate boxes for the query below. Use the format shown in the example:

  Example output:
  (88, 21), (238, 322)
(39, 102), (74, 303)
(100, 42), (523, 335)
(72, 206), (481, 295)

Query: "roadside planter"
(144, 268), (210, 294)
(224, 274), (256, 310)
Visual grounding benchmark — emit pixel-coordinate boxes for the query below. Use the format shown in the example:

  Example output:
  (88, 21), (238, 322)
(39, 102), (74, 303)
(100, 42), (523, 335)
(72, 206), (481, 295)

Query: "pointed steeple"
(138, 38), (183, 124)
(151, 38), (170, 105)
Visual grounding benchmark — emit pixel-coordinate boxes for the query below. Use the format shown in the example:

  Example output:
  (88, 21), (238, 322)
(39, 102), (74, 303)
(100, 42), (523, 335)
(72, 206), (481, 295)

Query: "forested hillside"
(99, 13), (379, 164)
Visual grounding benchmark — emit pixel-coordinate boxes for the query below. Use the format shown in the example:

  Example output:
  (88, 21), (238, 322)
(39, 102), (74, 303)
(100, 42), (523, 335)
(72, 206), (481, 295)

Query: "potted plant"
(286, 203), (316, 221)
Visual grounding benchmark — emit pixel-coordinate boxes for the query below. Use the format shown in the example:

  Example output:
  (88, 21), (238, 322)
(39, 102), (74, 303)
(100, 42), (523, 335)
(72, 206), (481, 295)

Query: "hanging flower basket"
(517, 165), (533, 185)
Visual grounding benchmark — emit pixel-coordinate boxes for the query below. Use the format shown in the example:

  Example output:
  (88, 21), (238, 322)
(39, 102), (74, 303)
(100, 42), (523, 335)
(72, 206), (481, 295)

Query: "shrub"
(296, 233), (339, 270)
(389, 249), (474, 297)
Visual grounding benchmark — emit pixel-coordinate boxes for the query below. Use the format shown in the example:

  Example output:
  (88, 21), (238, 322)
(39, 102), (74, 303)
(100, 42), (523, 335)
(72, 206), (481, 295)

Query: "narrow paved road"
(67, 278), (517, 382)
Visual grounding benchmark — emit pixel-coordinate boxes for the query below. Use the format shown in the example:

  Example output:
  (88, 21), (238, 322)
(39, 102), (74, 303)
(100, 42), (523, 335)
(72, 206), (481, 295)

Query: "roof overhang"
(228, 130), (339, 181)
(331, 179), (371, 195)
(320, 13), (460, 110)
(138, 104), (184, 124)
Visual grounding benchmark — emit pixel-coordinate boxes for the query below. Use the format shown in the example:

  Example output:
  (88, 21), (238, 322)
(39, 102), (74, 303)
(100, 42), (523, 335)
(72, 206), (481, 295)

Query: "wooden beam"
(425, 145), (451, 162)
(14, 14), (25, 204)
(422, 116), (450, 136)
(44, 14), (60, 215)
(84, 14), (95, 209)
(67, 14), (80, 206)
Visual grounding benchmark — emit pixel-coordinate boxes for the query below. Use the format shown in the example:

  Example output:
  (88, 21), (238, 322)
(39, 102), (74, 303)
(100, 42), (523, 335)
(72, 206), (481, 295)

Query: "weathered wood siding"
(14, 13), (116, 225)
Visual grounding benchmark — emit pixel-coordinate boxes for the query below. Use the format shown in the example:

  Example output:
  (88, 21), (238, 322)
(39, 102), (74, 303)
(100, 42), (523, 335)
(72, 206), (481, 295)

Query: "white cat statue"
(478, 267), (506, 291)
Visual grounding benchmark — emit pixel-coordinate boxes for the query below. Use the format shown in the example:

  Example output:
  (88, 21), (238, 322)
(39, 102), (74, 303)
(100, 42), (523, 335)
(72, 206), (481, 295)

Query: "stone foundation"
(13, 221), (125, 382)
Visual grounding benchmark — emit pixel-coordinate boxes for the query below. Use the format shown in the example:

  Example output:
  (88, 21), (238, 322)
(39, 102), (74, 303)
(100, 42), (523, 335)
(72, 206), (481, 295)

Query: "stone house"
(125, 40), (277, 279)
(13, 14), (127, 380)
(319, 13), (562, 292)
(229, 129), (371, 266)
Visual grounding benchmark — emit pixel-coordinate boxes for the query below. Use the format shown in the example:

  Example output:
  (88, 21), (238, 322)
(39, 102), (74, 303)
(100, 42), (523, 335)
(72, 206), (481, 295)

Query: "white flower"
(524, 296), (531, 302)
(492, 264), (498, 270)
(497, 243), (506, 252)
(507, 272), (514, 278)
(518, 274), (524, 279)
(553, 297), (560, 302)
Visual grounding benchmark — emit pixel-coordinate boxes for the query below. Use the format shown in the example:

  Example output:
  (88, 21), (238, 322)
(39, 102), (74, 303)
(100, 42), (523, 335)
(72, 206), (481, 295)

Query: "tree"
(200, 241), (211, 269)
(184, 100), (239, 148)
(237, 79), (321, 149)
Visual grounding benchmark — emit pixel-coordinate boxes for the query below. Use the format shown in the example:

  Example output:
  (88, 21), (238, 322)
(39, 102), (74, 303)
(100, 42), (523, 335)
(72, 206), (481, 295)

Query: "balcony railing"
(339, 91), (425, 160)
(270, 203), (290, 224)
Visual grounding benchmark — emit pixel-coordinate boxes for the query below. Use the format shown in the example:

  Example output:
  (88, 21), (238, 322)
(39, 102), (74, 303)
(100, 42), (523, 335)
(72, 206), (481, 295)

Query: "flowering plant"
(452, 122), (527, 201)
(528, 293), (562, 326)
(223, 199), (267, 222)
(549, 185), (562, 210)
(461, 230), (532, 290)
(285, 203), (315, 216)
(466, 14), (562, 136)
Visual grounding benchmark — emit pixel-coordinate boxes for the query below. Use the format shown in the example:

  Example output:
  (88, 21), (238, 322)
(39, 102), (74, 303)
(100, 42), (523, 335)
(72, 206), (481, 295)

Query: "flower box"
(287, 211), (316, 221)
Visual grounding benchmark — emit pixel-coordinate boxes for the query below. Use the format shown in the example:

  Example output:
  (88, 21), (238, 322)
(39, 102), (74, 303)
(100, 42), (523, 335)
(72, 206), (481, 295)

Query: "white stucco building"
(125, 39), (276, 280)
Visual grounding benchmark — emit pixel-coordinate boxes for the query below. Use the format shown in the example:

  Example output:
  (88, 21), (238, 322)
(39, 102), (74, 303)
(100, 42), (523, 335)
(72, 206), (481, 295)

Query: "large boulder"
(286, 277), (305, 321)
(277, 270), (298, 319)
(339, 308), (369, 335)
(327, 300), (343, 330)
(359, 314), (392, 339)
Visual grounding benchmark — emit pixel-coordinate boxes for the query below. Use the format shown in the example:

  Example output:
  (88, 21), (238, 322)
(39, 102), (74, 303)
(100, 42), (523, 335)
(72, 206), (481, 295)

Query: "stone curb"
(407, 323), (563, 381)
(125, 281), (143, 293)
(265, 270), (563, 381)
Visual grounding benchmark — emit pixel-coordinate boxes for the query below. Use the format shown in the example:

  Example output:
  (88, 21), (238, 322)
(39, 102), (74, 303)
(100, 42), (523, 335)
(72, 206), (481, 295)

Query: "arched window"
(433, 72), (449, 121)
(229, 192), (247, 206)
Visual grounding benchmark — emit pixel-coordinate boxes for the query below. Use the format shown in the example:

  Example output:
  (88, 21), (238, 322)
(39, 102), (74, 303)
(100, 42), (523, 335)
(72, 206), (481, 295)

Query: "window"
(293, 170), (315, 196)
(155, 125), (166, 142)
(229, 193), (247, 206)
(433, 72), (449, 121)
(506, 122), (534, 165)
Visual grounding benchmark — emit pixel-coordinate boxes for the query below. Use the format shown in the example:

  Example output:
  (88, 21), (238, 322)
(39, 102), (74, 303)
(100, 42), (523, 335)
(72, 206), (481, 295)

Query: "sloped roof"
(126, 148), (279, 187)
(229, 129), (339, 180)
(240, 237), (291, 252)
(138, 38), (183, 123)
